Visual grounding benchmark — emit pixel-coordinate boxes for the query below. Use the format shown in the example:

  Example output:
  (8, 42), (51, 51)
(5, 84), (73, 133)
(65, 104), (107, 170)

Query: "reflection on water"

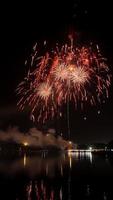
(24, 153), (27, 167)
(68, 151), (93, 168)
(0, 151), (113, 199)
(0, 151), (93, 177)
(24, 180), (63, 200)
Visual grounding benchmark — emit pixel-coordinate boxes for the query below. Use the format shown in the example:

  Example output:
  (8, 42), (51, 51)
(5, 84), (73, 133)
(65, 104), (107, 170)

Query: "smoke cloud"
(0, 126), (69, 149)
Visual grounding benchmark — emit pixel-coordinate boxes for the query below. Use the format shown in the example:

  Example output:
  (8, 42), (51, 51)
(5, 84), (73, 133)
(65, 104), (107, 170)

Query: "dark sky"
(0, 0), (113, 143)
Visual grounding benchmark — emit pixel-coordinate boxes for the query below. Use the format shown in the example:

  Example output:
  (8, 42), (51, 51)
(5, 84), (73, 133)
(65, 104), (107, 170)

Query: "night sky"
(0, 1), (113, 144)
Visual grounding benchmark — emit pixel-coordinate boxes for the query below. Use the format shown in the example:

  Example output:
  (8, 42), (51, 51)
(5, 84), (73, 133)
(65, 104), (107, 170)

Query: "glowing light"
(98, 110), (101, 114)
(23, 153), (27, 166)
(60, 132), (63, 136)
(53, 64), (69, 82)
(86, 152), (92, 163)
(60, 187), (63, 200)
(89, 146), (92, 151)
(68, 151), (72, 169)
(37, 82), (52, 100)
(84, 116), (87, 120)
(71, 66), (90, 85)
(23, 142), (28, 146)
(69, 157), (72, 169)
(60, 112), (62, 117)
(17, 35), (111, 123)
(68, 65), (75, 72)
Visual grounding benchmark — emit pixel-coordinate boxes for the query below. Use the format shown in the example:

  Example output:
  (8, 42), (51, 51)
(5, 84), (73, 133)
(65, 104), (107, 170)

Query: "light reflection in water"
(86, 184), (90, 196)
(0, 152), (112, 199)
(87, 152), (92, 164)
(0, 151), (93, 177)
(60, 187), (63, 200)
(69, 154), (72, 169)
(67, 151), (93, 166)
(103, 192), (107, 200)
(24, 153), (27, 167)
(25, 180), (63, 200)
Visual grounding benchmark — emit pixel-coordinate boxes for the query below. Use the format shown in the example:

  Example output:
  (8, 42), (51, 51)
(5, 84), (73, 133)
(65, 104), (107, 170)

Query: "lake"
(0, 151), (113, 199)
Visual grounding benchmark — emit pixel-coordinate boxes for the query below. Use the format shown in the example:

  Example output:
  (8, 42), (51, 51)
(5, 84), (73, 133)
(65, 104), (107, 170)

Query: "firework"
(17, 35), (111, 123)
(37, 82), (52, 101)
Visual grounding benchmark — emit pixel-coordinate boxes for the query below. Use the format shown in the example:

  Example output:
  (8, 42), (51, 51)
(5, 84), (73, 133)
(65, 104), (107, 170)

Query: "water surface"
(0, 151), (113, 199)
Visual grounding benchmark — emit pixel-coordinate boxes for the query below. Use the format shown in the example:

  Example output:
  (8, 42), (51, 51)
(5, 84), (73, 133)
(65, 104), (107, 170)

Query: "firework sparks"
(70, 66), (90, 85)
(53, 64), (69, 82)
(17, 35), (111, 123)
(37, 82), (52, 101)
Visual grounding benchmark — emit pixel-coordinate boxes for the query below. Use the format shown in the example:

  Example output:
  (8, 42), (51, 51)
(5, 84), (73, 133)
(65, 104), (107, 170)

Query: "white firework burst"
(70, 66), (90, 85)
(37, 82), (52, 100)
(53, 64), (69, 82)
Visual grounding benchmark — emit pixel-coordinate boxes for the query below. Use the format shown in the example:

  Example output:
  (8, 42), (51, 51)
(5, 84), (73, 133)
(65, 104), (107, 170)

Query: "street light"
(23, 142), (28, 146)
(89, 146), (92, 151)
